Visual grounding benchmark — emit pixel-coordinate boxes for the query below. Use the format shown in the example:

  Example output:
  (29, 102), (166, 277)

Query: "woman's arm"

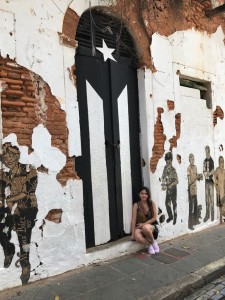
(131, 203), (137, 240)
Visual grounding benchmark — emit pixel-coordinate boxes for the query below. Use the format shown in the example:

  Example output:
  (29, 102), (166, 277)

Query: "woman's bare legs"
(134, 225), (159, 254)
(134, 225), (155, 244)
(142, 224), (155, 243)
(134, 228), (149, 244)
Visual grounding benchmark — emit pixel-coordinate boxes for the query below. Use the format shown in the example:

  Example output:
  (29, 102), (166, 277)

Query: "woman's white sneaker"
(148, 244), (155, 255)
(152, 241), (160, 253)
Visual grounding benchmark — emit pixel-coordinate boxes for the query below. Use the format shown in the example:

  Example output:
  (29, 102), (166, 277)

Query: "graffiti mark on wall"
(203, 145), (214, 222)
(161, 152), (178, 225)
(187, 153), (203, 230)
(0, 143), (38, 285)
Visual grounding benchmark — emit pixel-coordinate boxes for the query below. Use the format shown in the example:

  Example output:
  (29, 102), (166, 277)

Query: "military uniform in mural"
(213, 156), (225, 223)
(0, 169), (15, 268)
(203, 145), (214, 222)
(161, 152), (178, 225)
(0, 143), (38, 285)
(187, 154), (203, 230)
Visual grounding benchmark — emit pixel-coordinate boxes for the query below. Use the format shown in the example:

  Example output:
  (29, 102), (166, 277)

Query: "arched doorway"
(75, 9), (142, 248)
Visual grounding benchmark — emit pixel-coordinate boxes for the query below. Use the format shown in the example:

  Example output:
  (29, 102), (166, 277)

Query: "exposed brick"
(21, 74), (32, 80)
(1, 100), (26, 107)
(2, 111), (26, 117)
(8, 72), (21, 79)
(1, 55), (78, 185)
(169, 113), (181, 151)
(213, 105), (224, 126)
(150, 107), (166, 173)
(18, 139), (32, 145)
(4, 121), (24, 128)
(26, 86), (35, 92)
(21, 128), (33, 134)
(0, 77), (23, 85)
(62, 8), (79, 43)
(45, 209), (63, 223)
(167, 100), (174, 110)
(10, 85), (23, 90)
(25, 103), (35, 107)
(4, 89), (24, 96)
(21, 96), (36, 103)
(22, 107), (34, 112)
(0, 70), (7, 77)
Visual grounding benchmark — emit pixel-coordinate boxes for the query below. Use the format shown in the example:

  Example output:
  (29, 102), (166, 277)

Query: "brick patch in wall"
(213, 105), (224, 126)
(45, 209), (63, 223)
(169, 113), (181, 151)
(0, 55), (78, 185)
(59, 8), (79, 48)
(150, 107), (166, 173)
(167, 100), (174, 111)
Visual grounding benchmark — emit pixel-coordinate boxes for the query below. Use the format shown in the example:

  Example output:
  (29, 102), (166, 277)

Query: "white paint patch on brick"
(31, 124), (66, 172)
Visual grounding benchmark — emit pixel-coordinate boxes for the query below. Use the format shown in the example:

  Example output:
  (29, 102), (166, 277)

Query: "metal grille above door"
(75, 9), (142, 248)
(76, 9), (138, 66)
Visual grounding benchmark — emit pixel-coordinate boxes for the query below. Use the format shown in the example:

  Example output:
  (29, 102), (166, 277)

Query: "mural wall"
(1, 0), (225, 291)
(149, 28), (225, 240)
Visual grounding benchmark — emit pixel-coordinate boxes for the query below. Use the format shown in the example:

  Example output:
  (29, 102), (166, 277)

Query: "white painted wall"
(0, 0), (225, 291)
(149, 27), (225, 241)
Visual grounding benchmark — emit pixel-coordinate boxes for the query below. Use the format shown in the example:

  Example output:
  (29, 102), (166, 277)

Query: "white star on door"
(96, 39), (117, 62)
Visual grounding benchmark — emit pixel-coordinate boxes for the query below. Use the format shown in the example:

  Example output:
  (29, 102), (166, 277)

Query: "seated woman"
(130, 186), (159, 254)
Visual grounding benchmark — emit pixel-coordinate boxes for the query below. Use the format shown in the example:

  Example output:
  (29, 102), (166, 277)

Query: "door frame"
(74, 8), (152, 248)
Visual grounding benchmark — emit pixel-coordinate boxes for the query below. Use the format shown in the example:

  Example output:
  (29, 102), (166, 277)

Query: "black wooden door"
(75, 10), (142, 248)
(75, 53), (142, 248)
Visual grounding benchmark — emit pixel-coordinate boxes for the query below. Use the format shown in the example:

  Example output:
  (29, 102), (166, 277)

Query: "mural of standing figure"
(213, 156), (225, 223)
(161, 152), (179, 225)
(187, 154), (203, 230)
(0, 143), (38, 285)
(203, 145), (214, 222)
(0, 169), (15, 268)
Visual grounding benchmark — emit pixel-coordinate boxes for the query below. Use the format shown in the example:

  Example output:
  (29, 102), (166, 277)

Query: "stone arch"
(60, 4), (153, 68)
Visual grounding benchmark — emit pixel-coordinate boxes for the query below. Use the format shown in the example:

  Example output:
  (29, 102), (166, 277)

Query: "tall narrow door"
(75, 10), (142, 248)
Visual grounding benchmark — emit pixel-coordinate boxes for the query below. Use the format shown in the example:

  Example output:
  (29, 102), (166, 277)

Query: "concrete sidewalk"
(1, 224), (225, 300)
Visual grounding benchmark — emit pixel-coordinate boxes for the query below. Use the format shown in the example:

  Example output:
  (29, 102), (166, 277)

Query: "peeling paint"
(150, 107), (166, 173)
(67, 64), (76, 86)
(45, 209), (63, 223)
(213, 105), (224, 126)
(169, 113), (181, 151)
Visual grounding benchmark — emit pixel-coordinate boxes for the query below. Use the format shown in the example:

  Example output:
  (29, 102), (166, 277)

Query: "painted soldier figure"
(0, 169), (15, 268)
(187, 153), (203, 230)
(213, 156), (225, 223)
(0, 143), (38, 285)
(203, 145), (214, 222)
(161, 152), (179, 225)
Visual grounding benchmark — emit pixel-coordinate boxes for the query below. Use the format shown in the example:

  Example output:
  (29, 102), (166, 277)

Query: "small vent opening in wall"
(180, 76), (212, 109)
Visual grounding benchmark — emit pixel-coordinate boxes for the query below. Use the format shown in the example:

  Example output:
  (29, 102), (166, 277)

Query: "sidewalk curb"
(140, 257), (225, 300)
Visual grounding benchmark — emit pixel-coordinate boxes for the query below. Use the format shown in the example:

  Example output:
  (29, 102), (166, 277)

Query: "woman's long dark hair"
(139, 186), (153, 211)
